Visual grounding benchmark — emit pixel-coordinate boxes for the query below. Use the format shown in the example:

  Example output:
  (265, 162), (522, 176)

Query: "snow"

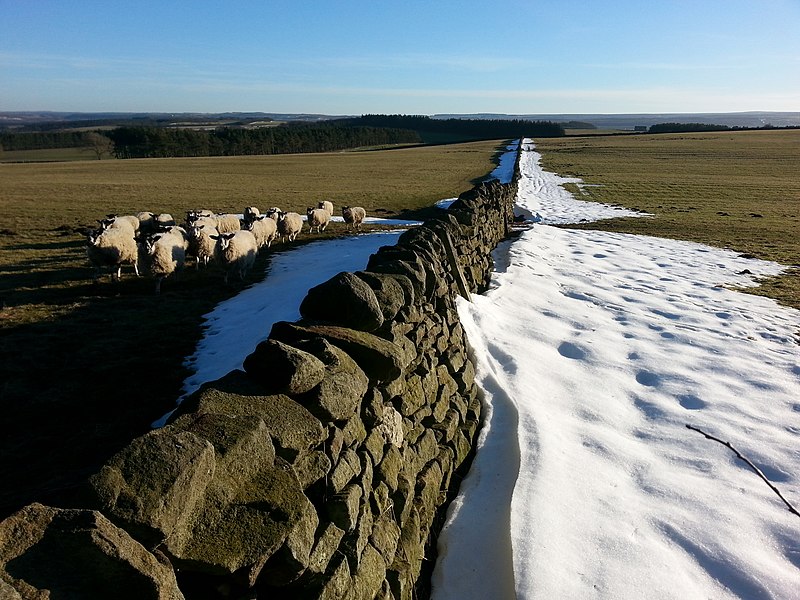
(165, 138), (800, 598)
(432, 140), (800, 599)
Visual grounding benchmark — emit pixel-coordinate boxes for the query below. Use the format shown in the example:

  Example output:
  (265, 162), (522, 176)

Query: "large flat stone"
(0, 503), (184, 599)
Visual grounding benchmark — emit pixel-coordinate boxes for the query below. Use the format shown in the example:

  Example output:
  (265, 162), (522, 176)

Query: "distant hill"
(2, 110), (799, 133)
(432, 112), (800, 130)
(0, 111), (350, 131)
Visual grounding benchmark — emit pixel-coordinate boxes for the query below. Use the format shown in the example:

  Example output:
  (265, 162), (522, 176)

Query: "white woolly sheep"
(185, 210), (215, 229)
(86, 227), (141, 281)
(142, 229), (186, 294)
(243, 206), (261, 224)
(211, 230), (258, 284)
(306, 207), (331, 233)
(99, 214), (139, 236)
(188, 215), (218, 231)
(244, 215), (278, 248)
(342, 206), (367, 231)
(214, 213), (241, 234)
(318, 200), (334, 215)
(277, 211), (303, 242)
(155, 213), (176, 228)
(265, 207), (282, 221)
(136, 212), (156, 235)
(187, 223), (219, 269)
(156, 225), (190, 250)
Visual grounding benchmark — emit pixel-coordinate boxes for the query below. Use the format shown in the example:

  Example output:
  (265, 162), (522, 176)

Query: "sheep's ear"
(210, 234), (220, 240)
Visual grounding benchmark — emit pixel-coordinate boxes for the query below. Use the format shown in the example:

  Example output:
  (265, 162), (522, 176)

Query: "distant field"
(0, 139), (505, 519)
(0, 147), (110, 162)
(534, 129), (800, 309)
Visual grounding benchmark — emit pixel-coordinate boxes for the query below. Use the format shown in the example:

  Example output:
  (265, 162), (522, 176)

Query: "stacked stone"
(0, 175), (519, 599)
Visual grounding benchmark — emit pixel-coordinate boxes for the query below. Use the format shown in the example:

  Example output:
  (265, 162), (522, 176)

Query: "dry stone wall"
(0, 157), (519, 599)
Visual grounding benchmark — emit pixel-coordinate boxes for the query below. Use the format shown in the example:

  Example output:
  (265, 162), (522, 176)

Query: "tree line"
(648, 123), (731, 133)
(332, 115), (565, 139)
(0, 114), (566, 158)
(105, 125), (422, 158)
(647, 122), (800, 134)
(0, 125), (421, 158)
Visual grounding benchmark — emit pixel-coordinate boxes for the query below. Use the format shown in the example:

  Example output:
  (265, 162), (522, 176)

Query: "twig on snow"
(686, 424), (800, 519)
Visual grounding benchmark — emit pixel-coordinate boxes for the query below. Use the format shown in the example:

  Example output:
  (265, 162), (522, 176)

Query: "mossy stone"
(243, 339), (326, 395)
(300, 271), (384, 332)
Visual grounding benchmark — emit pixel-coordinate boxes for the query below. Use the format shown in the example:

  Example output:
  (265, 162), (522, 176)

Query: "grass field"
(0, 139), (505, 518)
(534, 129), (800, 309)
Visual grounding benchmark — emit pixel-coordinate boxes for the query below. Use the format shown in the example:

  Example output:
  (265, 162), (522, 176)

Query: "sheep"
(86, 227), (141, 281)
(243, 206), (261, 224)
(188, 215), (218, 230)
(277, 211), (303, 243)
(243, 214), (278, 249)
(214, 213), (241, 234)
(306, 207), (331, 233)
(186, 209), (214, 223)
(318, 200), (334, 215)
(99, 214), (139, 236)
(265, 207), (282, 221)
(136, 212), (156, 235)
(342, 206), (367, 231)
(184, 210), (209, 231)
(211, 230), (258, 284)
(142, 229), (186, 294)
(154, 213), (176, 228)
(156, 225), (190, 250)
(187, 223), (219, 269)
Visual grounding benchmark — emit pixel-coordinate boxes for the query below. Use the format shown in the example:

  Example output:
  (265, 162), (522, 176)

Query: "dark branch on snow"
(686, 424), (800, 519)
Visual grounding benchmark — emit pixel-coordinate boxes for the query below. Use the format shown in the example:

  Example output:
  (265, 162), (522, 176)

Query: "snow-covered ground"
(432, 141), (800, 599)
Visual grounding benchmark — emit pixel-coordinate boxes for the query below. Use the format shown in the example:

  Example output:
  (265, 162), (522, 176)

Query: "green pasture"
(534, 129), (800, 309)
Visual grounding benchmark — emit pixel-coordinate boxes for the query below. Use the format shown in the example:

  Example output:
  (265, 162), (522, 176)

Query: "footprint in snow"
(677, 394), (707, 410)
(558, 341), (587, 360)
(635, 371), (661, 387)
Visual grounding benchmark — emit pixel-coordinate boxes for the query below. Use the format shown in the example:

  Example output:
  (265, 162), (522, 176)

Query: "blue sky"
(1, 0), (798, 115)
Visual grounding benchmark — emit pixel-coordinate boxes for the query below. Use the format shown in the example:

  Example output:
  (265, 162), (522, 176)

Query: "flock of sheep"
(86, 201), (368, 293)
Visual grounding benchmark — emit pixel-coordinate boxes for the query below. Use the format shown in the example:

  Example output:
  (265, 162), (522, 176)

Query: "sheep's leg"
(154, 276), (163, 294)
